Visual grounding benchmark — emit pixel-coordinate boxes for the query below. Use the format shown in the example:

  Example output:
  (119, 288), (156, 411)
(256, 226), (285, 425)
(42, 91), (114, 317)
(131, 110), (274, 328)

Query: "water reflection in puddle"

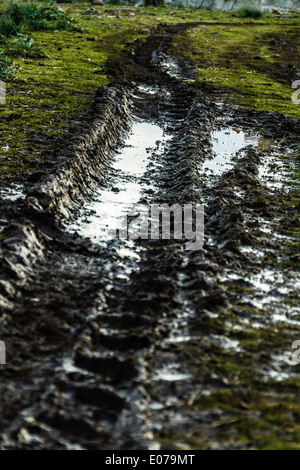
(68, 121), (170, 242)
(158, 56), (182, 80)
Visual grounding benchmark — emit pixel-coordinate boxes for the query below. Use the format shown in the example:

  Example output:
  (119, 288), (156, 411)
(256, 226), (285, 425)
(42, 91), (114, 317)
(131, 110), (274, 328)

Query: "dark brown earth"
(0, 24), (299, 449)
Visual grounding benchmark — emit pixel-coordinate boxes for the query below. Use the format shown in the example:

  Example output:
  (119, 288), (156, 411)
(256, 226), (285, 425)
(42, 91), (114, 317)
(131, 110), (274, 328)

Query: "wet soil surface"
(0, 24), (299, 449)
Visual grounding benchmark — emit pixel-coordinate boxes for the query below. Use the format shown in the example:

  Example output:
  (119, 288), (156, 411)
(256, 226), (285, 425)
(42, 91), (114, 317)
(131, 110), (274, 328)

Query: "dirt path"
(0, 24), (299, 450)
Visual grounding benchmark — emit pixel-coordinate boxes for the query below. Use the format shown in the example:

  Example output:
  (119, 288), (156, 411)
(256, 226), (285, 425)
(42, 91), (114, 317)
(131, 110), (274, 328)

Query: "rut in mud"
(0, 24), (299, 450)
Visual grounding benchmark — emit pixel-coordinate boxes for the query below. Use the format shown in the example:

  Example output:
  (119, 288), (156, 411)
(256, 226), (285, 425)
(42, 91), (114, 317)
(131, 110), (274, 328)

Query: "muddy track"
(0, 24), (299, 450)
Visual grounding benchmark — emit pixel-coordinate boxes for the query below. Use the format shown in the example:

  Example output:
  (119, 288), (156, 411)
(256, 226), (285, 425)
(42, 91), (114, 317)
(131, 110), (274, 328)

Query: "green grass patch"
(3, 1), (75, 32)
(0, 51), (13, 78)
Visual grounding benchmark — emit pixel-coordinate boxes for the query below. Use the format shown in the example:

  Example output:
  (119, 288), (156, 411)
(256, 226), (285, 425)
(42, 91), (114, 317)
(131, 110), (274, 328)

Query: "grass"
(171, 19), (300, 118)
(0, 51), (13, 79)
(0, 12), (21, 37)
(0, 2), (299, 178)
(4, 35), (43, 58)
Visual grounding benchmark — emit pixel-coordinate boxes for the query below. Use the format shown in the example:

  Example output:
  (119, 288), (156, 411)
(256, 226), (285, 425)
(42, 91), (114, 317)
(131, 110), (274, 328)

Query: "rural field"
(0, 0), (299, 450)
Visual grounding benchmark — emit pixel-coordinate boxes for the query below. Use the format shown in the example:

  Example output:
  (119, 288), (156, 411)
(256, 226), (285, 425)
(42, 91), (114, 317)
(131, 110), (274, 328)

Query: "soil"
(0, 22), (299, 450)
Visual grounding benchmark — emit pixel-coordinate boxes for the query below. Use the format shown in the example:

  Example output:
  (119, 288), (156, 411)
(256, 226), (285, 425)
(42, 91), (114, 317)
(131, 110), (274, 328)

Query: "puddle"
(68, 121), (170, 243)
(156, 55), (182, 80)
(271, 313), (300, 327)
(150, 53), (194, 83)
(166, 334), (192, 344)
(134, 84), (161, 96)
(239, 246), (266, 259)
(155, 365), (192, 383)
(248, 269), (300, 300)
(249, 269), (285, 294)
(221, 265), (300, 329)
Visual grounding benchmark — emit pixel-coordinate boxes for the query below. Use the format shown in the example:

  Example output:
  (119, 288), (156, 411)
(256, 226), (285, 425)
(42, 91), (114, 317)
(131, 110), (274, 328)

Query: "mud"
(0, 23), (299, 449)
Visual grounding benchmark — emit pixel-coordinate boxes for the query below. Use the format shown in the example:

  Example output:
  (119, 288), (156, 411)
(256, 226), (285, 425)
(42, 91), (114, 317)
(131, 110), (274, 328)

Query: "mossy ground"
(1, 3), (299, 180)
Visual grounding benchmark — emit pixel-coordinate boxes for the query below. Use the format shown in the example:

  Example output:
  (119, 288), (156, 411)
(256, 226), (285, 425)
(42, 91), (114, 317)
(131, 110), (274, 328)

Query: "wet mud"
(0, 23), (299, 449)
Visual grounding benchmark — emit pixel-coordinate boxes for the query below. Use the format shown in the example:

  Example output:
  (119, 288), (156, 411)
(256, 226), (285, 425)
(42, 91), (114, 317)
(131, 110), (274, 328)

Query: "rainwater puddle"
(249, 269), (285, 293)
(151, 53), (179, 77)
(0, 183), (25, 202)
(263, 351), (299, 383)
(158, 56), (182, 80)
(134, 84), (161, 96)
(239, 246), (266, 259)
(207, 126), (294, 192)
(166, 334), (192, 344)
(155, 365), (192, 383)
(68, 120), (170, 243)
(220, 266), (300, 327)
